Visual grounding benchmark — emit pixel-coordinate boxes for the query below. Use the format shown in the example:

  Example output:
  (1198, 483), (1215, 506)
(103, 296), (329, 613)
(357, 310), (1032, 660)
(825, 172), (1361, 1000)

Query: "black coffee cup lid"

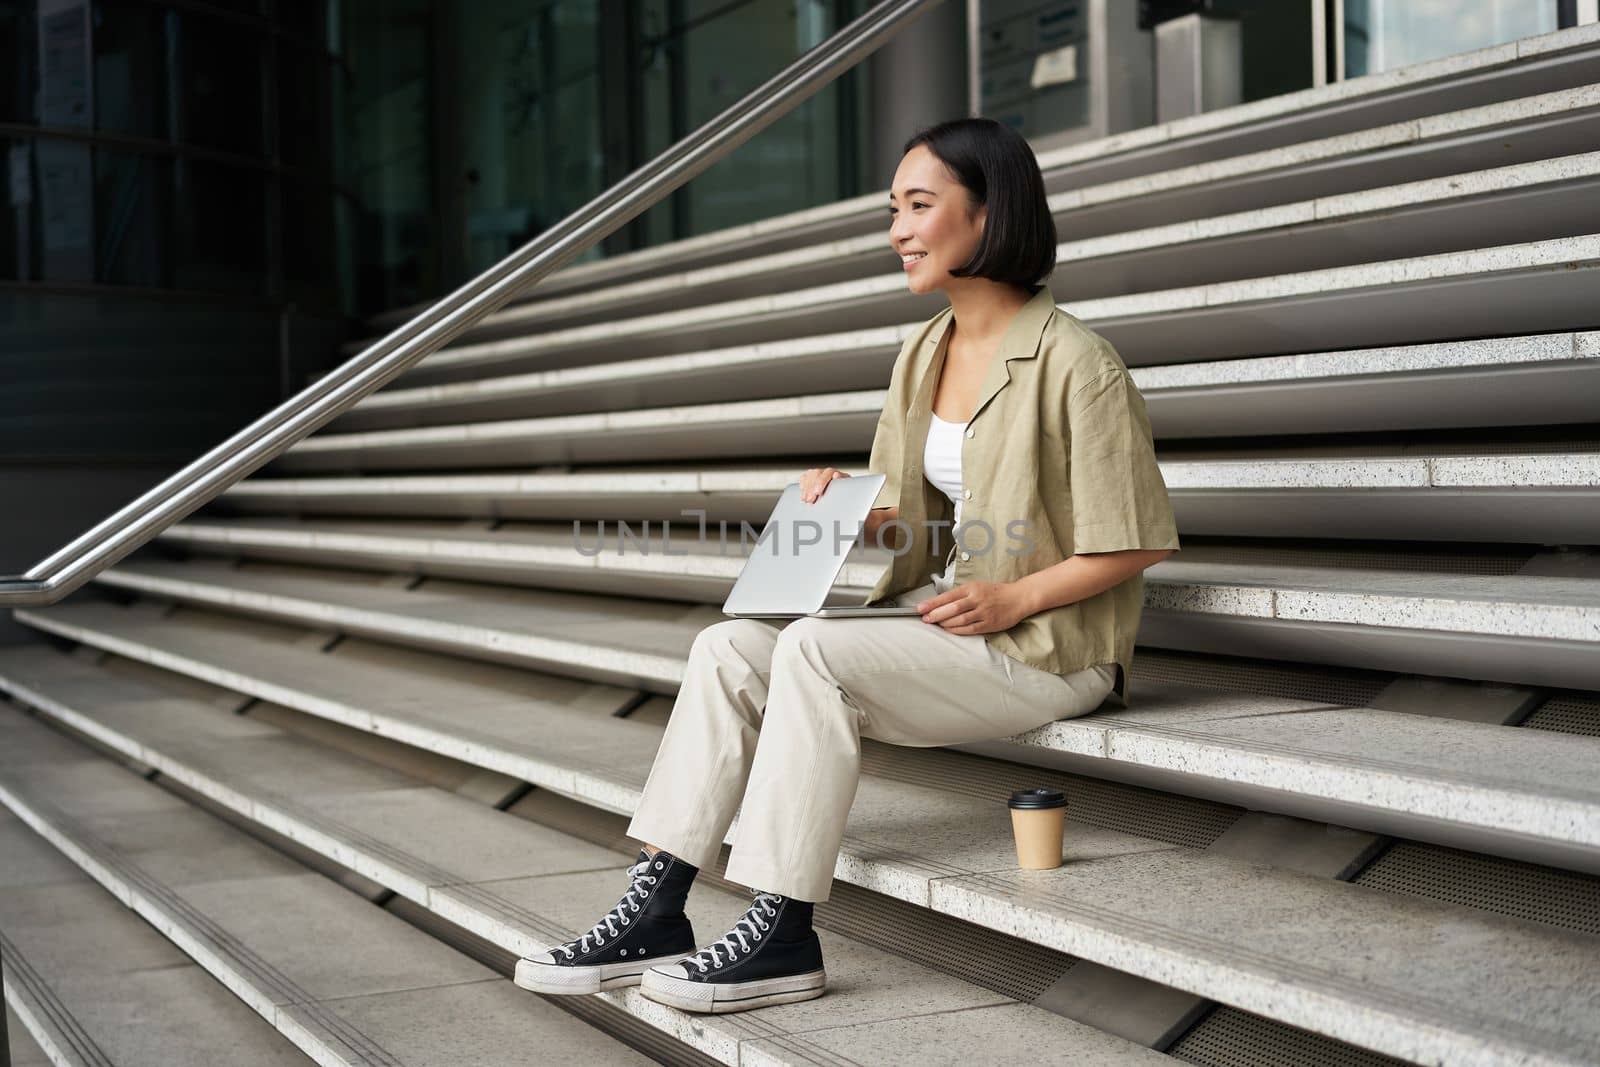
(1008, 787), (1067, 810)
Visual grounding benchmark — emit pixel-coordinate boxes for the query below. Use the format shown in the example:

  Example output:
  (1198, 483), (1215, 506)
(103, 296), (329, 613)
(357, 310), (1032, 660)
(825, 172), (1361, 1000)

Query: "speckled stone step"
(4, 641), (1599, 1066)
(210, 448), (1600, 543)
(0, 710), (655, 1067)
(1140, 557), (1600, 690)
(1132, 329), (1599, 437)
(323, 324), (1598, 437)
(276, 390), (888, 472)
(0, 809), (309, 1067)
(295, 368), (1600, 478)
(363, 23), (1600, 328)
(0, 657), (1168, 1067)
(330, 325), (905, 432)
(6, 1005), (53, 1067)
(16, 594), (1600, 875)
(280, 329), (1600, 479)
(375, 234), (1600, 386)
(97, 527), (1600, 689)
(390, 141), (1600, 340)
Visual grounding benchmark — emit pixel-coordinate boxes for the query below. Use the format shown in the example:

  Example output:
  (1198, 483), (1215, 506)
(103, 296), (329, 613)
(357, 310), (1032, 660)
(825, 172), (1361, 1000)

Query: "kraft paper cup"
(1008, 787), (1067, 870)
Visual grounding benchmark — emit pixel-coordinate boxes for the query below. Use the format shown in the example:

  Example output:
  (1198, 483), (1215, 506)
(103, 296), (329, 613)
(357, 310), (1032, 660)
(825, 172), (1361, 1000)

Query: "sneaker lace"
(561, 856), (658, 958)
(686, 892), (782, 972)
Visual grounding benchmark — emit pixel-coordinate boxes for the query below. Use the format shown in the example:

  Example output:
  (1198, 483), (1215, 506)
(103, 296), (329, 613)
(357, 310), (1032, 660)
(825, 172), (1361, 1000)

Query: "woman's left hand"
(917, 581), (1032, 635)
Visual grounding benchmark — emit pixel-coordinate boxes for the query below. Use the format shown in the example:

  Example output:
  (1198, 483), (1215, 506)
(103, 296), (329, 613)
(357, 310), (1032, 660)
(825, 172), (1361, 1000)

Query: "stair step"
(331, 326), (907, 431)
(0, 809), (310, 1067)
(205, 447), (1600, 542)
(5, 640), (1600, 1065)
(0, 665), (1169, 1066)
(6, 1004), (54, 1067)
(100, 533), (1600, 690)
(15, 594), (1600, 874)
(1136, 331), (1600, 438)
(1143, 557), (1600, 690)
(326, 321), (1599, 439)
(274, 381), (1600, 482)
(16, 21), (1600, 1067)
(284, 391), (888, 472)
(372, 234), (1600, 387)
(464, 140), (1600, 337)
(0, 712), (656, 1067)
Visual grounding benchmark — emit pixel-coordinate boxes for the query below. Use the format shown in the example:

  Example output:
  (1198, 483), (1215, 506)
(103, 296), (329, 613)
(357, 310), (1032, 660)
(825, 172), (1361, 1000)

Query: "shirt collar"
(914, 283), (1058, 431)
(921, 282), (1057, 362)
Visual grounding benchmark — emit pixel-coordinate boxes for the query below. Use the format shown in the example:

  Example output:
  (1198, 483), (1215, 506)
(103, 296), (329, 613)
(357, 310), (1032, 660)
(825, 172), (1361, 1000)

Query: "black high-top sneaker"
(514, 849), (698, 995)
(639, 890), (825, 1013)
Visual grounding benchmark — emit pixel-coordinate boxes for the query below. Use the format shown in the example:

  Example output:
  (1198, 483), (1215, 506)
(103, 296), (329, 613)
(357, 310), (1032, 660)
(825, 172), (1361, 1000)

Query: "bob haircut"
(900, 117), (1057, 289)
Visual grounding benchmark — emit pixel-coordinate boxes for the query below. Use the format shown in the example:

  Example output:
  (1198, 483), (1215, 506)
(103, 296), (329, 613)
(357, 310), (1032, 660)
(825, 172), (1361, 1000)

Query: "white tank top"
(923, 404), (1119, 694)
(923, 411), (966, 591)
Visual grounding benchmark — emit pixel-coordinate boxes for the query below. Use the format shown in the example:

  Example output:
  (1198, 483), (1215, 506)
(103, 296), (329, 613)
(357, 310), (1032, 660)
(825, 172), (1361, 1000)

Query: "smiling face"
(888, 145), (986, 295)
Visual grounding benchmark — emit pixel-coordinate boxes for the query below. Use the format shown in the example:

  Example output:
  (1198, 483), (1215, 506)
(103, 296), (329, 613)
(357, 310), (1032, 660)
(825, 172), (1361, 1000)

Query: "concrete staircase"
(8, 24), (1600, 1067)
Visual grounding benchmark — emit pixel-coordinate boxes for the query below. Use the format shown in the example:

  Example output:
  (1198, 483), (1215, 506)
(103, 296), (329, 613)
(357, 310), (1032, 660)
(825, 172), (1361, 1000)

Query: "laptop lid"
(721, 473), (886, 616)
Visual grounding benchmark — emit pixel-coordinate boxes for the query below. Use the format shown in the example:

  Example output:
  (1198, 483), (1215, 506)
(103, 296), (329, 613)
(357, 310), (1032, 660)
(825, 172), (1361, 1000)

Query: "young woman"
(515, 117), (1178, 1014)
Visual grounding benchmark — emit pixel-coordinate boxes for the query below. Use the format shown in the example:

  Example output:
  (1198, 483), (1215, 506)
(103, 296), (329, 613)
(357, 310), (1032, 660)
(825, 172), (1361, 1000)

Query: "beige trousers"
(624, 581), (1116, 902)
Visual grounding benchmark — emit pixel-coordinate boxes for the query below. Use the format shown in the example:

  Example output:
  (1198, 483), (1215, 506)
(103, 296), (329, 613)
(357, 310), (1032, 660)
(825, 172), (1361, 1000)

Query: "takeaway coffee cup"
(1008, 787), (1068, 869)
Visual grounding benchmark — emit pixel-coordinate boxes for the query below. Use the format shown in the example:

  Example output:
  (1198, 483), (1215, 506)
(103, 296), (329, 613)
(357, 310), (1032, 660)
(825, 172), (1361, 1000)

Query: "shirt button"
(965, 428), (974, 439)
(962, 489), (971, 500)
(960, 551), (971, 562)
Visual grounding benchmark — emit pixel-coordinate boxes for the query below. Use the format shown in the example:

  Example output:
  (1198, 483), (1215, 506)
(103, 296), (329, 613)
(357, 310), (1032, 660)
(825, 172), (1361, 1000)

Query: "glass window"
(0, 2), (40, 123)
(342, 0), (435, 311)
(281, 177), (340, 310)
(1344, 0), (1559, 78)
(2, 142), (176, 289)
(978, 1), (1090, 142)
(636, 0), (679, 249)
(38, 0), (92, 130)
(2, 135), (39, 280)
(194, 0), (267, 17)
(173, 9), (266, 156)
(93, 1), (169, 140)
(452, 1), (603, 276)
(34, 135), (94, 283)
(1205, 0), (1315, 105)
(332, 190), (357, 316)
(276, 1), (329, 50)
(278, 45), (335, 173)
(633, 0), (861, 243)
(170, 157), (267, 294)
(94, 145), (172, 287)
(678, 0), (844, 234)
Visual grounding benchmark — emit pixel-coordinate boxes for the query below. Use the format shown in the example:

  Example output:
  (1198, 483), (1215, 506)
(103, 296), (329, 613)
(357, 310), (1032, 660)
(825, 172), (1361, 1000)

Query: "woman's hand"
(799, 467), (850, 503)
(917, 581), (1032, 635)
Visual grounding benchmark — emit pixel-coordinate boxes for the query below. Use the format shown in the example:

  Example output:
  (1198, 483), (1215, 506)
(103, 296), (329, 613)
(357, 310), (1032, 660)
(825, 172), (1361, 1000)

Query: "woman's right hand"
(800, 467), (850, 503)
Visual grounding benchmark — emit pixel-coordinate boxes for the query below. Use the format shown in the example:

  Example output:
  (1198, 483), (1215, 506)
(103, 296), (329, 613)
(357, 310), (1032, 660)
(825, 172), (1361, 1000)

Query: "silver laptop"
(722, 474), (923, 619)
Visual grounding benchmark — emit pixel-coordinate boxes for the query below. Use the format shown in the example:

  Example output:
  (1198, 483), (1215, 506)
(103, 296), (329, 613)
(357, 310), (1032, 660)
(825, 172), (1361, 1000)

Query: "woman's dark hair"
(901, 117), (1057, 289)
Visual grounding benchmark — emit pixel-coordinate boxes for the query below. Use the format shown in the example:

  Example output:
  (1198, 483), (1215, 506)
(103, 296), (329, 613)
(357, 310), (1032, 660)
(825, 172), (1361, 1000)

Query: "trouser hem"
(625, 812), (726, 874)
(722, 853), (832, 903)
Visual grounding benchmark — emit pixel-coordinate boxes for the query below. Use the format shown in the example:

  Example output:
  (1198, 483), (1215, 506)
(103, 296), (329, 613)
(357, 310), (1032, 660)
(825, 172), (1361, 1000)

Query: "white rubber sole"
(639, 966), (827, 1014)
(515, 954), (688, 995)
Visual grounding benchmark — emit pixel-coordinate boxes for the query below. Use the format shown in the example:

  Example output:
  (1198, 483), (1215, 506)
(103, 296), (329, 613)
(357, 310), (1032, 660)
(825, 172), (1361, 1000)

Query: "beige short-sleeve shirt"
(863, 283), (1179, 702)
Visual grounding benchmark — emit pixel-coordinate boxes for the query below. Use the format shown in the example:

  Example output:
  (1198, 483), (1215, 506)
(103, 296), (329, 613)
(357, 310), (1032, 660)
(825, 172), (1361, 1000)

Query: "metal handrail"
(1, 0), (939, 608)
